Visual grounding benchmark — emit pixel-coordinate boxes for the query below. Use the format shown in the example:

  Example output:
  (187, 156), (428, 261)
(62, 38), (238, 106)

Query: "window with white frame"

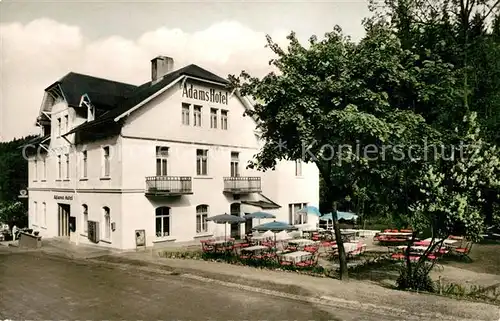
(196, 205), (209, 234)
(33, 201), (38, 225)
(182, 103), (190, 125)
(65, 154), (70, 179)
(155, 207), (170, 237)
(221, 110), (228, 130)
(57, 118), (61, 137)
(82, 204), (88, 234)
(42, 202), (47, 227)
(34, 158), (38, 181)
(57, 155), (62, 179)
(156, 146), (168, 176)
(42, 156), (47, 180)
(210, 108), (217, 128)
(81, 151), (88, 178)
(193, 105), (202, 126)
(103, 146), (110, 177)
(295, 159), (302, 176)
(103, 206), (111, 240)
(288, 203), (308, 225)
(196, 149), (208, 176)
(230, 152), (239, 177)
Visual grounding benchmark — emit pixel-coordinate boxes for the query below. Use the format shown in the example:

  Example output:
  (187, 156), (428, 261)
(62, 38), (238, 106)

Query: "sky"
(0, 0), (371, 141)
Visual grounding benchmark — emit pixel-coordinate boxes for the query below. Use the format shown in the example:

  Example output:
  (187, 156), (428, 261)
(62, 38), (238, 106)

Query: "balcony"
(223, 176), (261, 194)
(145, 176), (193, 196)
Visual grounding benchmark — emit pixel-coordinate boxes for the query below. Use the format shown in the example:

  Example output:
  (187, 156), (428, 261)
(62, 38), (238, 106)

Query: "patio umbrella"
(243, 211), (276, 225)
(252, 221), (298, 249)
(321, 211), (358, 221)
(206, 213), (246, 240)
(297, 206), (321, 216)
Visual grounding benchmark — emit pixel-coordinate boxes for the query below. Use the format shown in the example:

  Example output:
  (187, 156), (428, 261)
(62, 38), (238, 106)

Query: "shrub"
(396, 262), (435, 292)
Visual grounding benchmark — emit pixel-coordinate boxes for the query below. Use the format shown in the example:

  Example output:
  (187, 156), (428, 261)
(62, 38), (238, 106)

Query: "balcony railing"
(223, 176), (261, 193)
(145, 176), (193, 196)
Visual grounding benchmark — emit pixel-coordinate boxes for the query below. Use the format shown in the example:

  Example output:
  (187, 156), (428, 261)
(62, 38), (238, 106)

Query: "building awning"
(241, 193), (281, 209)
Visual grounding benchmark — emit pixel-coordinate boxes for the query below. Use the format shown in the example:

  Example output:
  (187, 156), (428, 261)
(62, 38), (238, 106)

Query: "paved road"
(0, 250), (402, 321)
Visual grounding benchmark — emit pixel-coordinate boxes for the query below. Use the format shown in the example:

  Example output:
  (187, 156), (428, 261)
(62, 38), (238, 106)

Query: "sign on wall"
(54, 195), (73, 201)
(18, 189), (28, 199)
(182, 82), (229, 105)
(135, 229), (146, 247)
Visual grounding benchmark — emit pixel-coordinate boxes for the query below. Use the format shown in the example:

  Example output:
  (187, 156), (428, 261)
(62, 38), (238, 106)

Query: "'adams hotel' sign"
(182, 82), (229, 105)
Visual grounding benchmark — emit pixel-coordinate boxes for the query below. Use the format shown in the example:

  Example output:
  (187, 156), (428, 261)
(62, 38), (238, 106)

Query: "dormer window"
(79, 94), (95, 122)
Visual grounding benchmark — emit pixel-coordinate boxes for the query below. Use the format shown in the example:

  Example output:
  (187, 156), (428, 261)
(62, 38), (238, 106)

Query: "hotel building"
(25, 56), (320, 250)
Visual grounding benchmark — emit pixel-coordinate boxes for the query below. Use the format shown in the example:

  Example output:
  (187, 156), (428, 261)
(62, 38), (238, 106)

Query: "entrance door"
(58, 204), (70, 237)
(230, 203), (241, 239)
(245, 213), (253, 235)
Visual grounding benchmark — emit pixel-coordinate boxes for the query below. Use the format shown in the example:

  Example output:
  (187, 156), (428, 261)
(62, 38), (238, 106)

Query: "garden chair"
(453, 241), (473, 261)
(304, 245), (319, 253)
(391, 253), (405, 260)
(278, 256), (293, 267)
(296, 252), (319, 268)
(200, 240), (214, 253)
(239, 252), (251, 260)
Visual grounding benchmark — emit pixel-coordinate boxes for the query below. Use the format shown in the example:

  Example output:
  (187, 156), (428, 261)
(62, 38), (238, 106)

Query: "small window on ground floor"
(196, 205), (208, 234)
(156, 207), (170, 237)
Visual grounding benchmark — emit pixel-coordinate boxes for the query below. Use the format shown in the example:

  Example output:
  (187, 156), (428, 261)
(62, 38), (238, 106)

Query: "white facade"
(26, 63), (320, 250)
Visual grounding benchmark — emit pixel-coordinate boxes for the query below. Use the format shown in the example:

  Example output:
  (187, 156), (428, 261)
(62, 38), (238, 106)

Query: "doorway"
(230, 203), (241, 239)
(58, 204), (71, 237)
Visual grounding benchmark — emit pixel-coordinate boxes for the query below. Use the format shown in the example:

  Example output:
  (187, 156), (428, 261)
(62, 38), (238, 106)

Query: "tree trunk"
(332, 202), (349, 280)
(318, 163), (348, 280)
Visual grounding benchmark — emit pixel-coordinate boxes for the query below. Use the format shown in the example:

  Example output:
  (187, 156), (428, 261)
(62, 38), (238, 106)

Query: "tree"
(370, 0), (500, 145)
(0, 201), (27, 229)
(229, 24), (454, 280)
(0, 135), (37, 228)
(369, 0), (500, 231)
(0, 135), (36, 203)
(395, 112), (500, 291)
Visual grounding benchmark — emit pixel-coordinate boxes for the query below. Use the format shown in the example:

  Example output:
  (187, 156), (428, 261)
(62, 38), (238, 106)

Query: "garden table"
(379, 232), (412, 237)
(397, 245), (429, 252)
(422, 238), (458, 246)
(288, 238), (316, 246)
(280, 251), (312, 263)
(251, 235), (269, 244)
(242, 245), (268, 252)
(332, 242), (358, 253)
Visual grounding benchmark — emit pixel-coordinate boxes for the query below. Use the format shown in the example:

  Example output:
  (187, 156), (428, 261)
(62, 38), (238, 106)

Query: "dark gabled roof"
(64, 64), (229, 138)
(46, 72), (137, 109)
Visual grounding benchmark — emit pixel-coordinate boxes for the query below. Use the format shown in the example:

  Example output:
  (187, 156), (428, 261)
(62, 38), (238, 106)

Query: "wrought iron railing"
(145, 176), (192, 195)
(223, 176), (261, 193)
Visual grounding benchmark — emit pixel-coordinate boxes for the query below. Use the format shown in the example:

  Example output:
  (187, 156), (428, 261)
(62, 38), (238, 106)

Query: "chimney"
(151, 56), (174, 82)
